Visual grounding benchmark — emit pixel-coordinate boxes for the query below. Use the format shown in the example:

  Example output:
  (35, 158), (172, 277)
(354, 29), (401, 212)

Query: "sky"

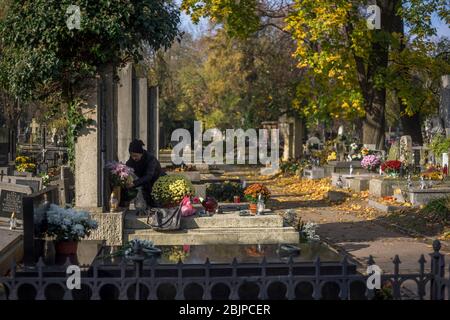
(179, 8), (450, 40)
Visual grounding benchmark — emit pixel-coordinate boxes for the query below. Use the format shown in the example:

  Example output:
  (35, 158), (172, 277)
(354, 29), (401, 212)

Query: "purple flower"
(361, 155), (381, 170)
(106, 161), (134, 185)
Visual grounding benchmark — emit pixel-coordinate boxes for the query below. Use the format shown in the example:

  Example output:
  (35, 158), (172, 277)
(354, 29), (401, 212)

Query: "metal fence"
(0, 240), (448, 300)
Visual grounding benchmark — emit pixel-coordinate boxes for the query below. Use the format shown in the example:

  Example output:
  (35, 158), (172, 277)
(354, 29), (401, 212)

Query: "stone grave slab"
(407, 187), (450, 206)
(303, 167), (325, 180)
(327, 190), (348, 202)
(348, 174), (378, 192)
(331, 173), (355, 188)
(369, 178), (404, 198)
(0, 229), (23, 276)
(367, 199), (403, 213)
(324, 161), (365, 177)
(349, 177), (370, 192)
(124, 206), (298, 245)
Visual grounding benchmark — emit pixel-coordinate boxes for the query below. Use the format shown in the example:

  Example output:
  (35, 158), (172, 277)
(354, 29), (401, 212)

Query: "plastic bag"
(180, 196), (196, 217)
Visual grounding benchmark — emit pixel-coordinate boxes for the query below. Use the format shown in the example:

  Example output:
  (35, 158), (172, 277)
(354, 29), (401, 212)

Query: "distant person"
(123, 139), (165, 207)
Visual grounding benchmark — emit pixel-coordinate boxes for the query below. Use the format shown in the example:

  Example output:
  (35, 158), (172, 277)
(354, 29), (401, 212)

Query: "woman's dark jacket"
(125, 151), (165, 204)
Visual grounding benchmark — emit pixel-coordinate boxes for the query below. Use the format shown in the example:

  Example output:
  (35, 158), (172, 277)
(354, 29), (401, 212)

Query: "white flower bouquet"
(45, 204), (98, 241)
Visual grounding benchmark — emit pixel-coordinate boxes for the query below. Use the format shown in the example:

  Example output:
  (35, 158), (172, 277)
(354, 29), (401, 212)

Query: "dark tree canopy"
(0, 0), (181, 100)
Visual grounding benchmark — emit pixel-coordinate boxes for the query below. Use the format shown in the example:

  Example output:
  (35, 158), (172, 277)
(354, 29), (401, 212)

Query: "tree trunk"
(363, 89), (386, 149)
(360, 0), (398, 150)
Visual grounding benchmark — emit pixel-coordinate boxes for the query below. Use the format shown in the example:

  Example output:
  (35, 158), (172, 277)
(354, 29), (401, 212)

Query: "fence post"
(392, 255), (401, 299)
(366, 255), (376, 300)
(429, 240), (444, 300)
(418, 254), (427, 300)
(130, 242), (145, 300)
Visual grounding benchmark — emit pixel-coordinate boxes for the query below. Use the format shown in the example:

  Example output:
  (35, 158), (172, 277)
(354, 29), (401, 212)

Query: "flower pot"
(54, 241), (79, 265)
(249, 203), (257, 215)
(55, 240), (78, 255)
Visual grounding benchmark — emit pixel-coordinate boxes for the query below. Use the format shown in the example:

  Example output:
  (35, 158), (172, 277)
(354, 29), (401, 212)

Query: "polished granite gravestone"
(3, 240), (360, 300)
(0, 182), (33, 219)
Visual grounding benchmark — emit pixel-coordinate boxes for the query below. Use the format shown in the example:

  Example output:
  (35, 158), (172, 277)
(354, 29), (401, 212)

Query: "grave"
(0, 182), (33, 220)
(0, 229), (23, 276)
(278, 114), (303, 161)
(327, 190), (348, 202)
(2, 176), (42, 193)
(303, 167), (325, 180)
(367, 199), (403, 213)
(369, 178), (403, 198)
(324, 161), (365, 177)
(124, 205), (299, 245)
(406, 187), (450, 206)
(348, 175), (377, 192)
(331, 173), (354, 188)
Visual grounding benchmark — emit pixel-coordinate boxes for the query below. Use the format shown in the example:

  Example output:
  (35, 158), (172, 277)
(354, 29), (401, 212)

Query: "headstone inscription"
(0, 183), (33, 219)
(0, 190), (23, 218)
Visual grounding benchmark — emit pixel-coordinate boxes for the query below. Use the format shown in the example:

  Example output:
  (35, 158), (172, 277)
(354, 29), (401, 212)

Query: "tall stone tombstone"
(439, 75), (450, 137)
(399, 135), (413, 165)
(74, 76), (103, 210)
(138, 77), (148, 147)
(148, 86), (160, 159)
(116, 62), (134, 163)
(278, 114), (304, 161)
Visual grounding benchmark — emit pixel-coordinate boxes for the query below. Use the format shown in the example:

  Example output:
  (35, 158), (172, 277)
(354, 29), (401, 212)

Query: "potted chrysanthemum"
(151, 174), (194, 208)
(244, 183), (271, 214)
(45, 205), (98, 261)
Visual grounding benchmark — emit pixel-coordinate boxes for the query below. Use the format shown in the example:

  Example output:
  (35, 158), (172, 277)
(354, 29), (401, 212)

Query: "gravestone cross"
(30, 118), (39, 144)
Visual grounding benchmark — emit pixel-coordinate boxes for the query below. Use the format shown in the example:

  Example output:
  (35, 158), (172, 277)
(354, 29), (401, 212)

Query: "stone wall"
(85, 211), (125, 246)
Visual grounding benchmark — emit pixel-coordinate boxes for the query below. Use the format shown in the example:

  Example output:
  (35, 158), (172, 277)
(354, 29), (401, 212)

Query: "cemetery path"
(232, 171), (450, 273)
